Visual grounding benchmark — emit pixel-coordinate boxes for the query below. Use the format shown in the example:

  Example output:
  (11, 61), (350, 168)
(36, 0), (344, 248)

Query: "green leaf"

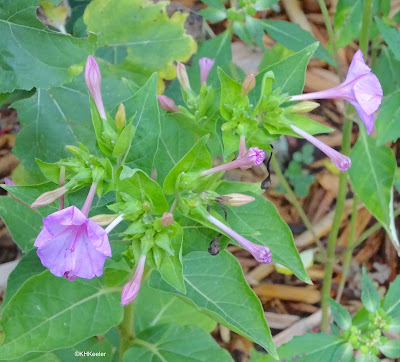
(349, 132), (398, 251)
(375, 17), (400, 61)
(261, 333), (343, 361)
(163, 135), (211, 195)
(118, 167), (168, 214)
(156, 226), (185, 293)
(0, 250), (45, 313)
(199, 7), (227, 23)
(0, 196), (43, 253)
(134, 282), (216, 333)
(124, 324), (233, 361)
(328, 297), (352, 330)
(218, 67), (249, 120)
(216, 182), (310, 283)
(383, 274), (400, 318)
(356, 354), (380, 362)
(330, 342), (354, 362)
(0, 271), (123, 359)
(373, 47), (400, 95)
(84, 0), (197, 82)
(254, 43), (319, 99)
(361, 267), (381, 313)
(149, 251), (277, 358)
(122, 74), (163, 175)
(259, 43), (295, 71)
(0, 0), (95, 92)
(154, 114), (196, 184)
(12, 72), (137, 182)
(178, 214), (229, 255)
(376, 91), (400, 145)
(380, 340), (400, 358)
(334, 0), (363, 48)
(263, 20), (334, 65)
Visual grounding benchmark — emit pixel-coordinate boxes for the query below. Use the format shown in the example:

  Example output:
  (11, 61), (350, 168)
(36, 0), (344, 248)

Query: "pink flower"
(121, 254), (146, 305)
(85, 56), (106, 120)
(207, 214), (272, 263)
(291, 125), (351, 172)
(34, 183), (114, 280)
(291, 50), (383, 134)
(199, 57), (215, 85)
(201, 147), (265, 176)
(157, 95), (180, 113)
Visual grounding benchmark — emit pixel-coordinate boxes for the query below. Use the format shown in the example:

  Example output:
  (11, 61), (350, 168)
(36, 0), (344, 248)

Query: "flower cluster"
(28, 49), (382, 307)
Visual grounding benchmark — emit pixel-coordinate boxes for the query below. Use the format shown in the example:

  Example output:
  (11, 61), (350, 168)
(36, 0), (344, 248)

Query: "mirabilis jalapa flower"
(201, 138), (265, 176)
(85, 56), (106, 120)
(34, 183), (123, 280)
(290, 50), (383, 134)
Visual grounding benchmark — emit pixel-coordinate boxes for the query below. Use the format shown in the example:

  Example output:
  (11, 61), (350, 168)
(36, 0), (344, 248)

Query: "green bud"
(359, 345), (369, 354)
(291, 101), (320, 113)
(349, 335), (359, 346)
(378, 308), (386, 317)
(140, 234), (154, 255)
(371, 346), (379, 355)
(115, 104), (126, 130)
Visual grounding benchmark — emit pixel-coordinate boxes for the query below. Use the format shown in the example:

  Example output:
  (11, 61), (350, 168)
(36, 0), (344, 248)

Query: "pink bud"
(199, 57), (215, 85)
(176, 62), (190, 90)
(157, 95), (180, 113)
(4, 178), (15, 186)
(121, 255), (146, 305)
(160, 212), (174, 226)
(85, 56), (106, 120)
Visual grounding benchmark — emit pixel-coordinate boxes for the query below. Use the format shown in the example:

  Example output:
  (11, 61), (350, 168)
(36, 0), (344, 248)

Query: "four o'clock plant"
(0, 34), (388, 359)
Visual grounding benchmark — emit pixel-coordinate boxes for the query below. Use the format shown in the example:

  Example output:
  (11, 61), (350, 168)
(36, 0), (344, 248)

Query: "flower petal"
(345, 50), (371, 83)
(351, 101), (375, 134)
(87, 219), (112, 257)
(42, 206), (87, 236)
(353, 74), (383, 115)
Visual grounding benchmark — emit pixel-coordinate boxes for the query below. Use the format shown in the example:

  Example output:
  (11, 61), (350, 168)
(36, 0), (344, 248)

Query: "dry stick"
(318, 0), (375, 331)
(270, 155), (324, 252)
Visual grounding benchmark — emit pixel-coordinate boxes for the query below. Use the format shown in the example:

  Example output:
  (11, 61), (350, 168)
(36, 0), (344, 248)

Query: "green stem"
(317, 0), (344, 81)
(336, 195), (358, 302)
(118, 302), (135, 360)
(169, 196), (179, 214)
(359, 0), (374, 57)
(320, 114), (352, 331)
(271, 155), (323, 251)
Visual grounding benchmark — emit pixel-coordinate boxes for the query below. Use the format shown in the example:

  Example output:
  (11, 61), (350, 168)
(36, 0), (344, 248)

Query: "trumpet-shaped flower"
(207, 214), (271, 263)
(34, 183), (114, 280)
(201, 147), (265, 176)
(199, 57), (215, 85)
(121, 254), (146, 305)
(290, 50), (382, 134)
(85, 56), (106, 120)
(291, 125), (351, 172)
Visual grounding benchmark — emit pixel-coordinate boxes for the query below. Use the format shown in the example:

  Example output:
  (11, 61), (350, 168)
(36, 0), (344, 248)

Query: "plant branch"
(359, 0), (374, 57)
(118, 302), (135, 360)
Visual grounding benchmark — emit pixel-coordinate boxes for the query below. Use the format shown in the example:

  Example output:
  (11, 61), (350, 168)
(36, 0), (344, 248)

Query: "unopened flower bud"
(241, 73), (256, 96)
(4, 178), (15, 186)
(176, 62), (190, 90)
(31, 186), (68, 208)
(160, 212), (174, 226)
(217, 193), (255, 206)
(90, 214), (118, 226)
(157, 95), (180, 113)
(291, 101), (320, 113)
(85, 56), (106, 120)
(121, 254), (146, 305)
(115, 104), (126, 130)
(199, 57), (215, 85)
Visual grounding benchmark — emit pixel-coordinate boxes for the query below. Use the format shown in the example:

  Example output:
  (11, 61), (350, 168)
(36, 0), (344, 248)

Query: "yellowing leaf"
(84, 0), (197, 83)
